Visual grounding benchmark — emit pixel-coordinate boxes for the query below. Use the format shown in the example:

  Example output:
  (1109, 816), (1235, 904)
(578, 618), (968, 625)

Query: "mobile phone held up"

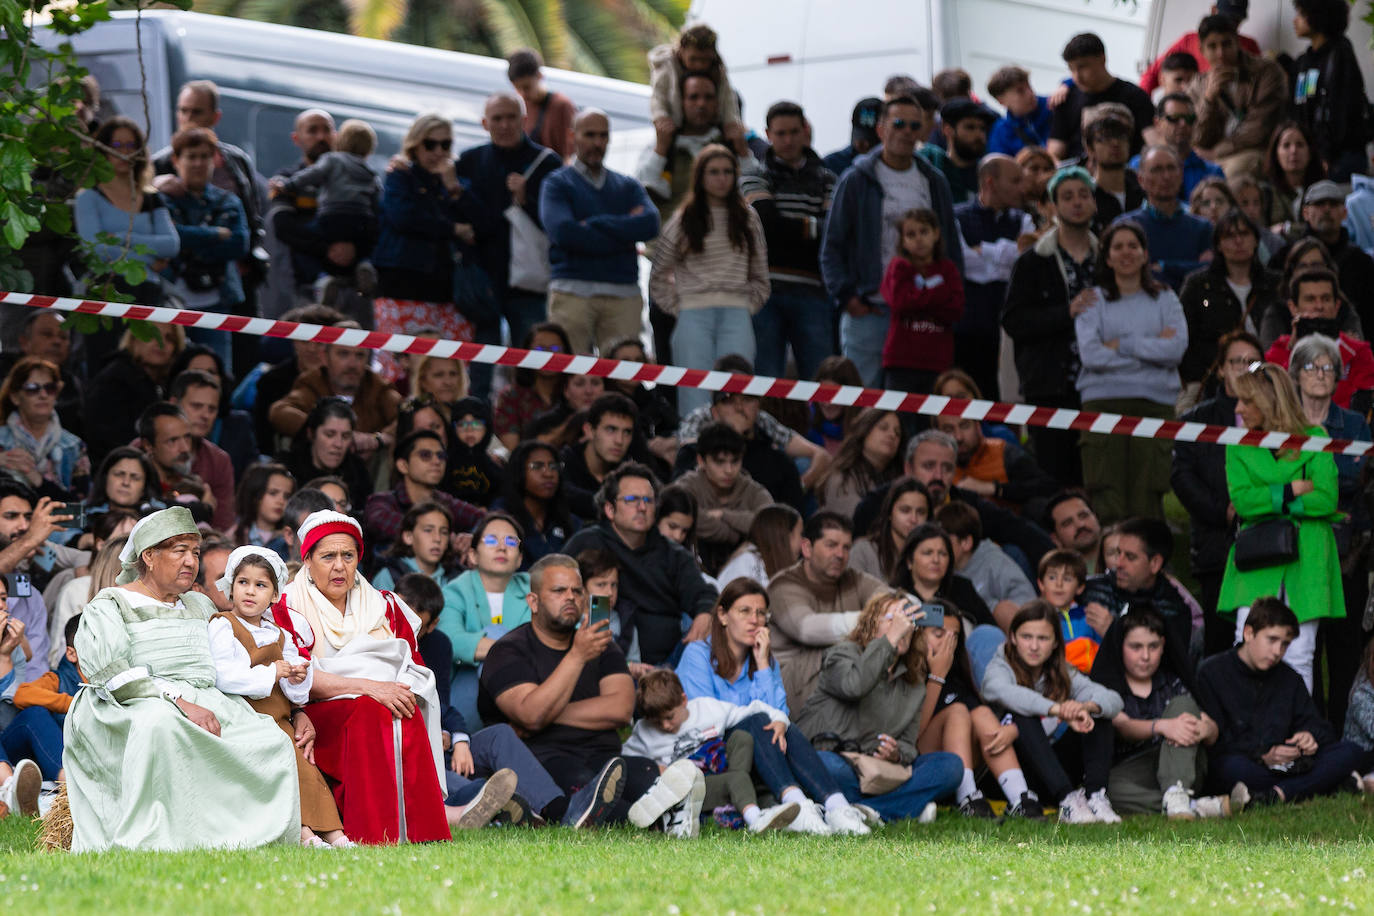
(913, 602), (945, 628)
(587, 594), (613, 628)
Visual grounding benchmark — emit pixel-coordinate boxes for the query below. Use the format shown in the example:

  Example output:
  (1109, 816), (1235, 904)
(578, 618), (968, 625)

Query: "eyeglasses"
(20, 382), (58, 395)
(481, 534), (521, 548)
(457, 419), (485, 430)
(1299, 362), (1338, 376)
(620, 494), (655, 506)
(421, 137), (453, 152)
(534, 344), (564, 353)
(886, 118), (921, 132)
(413, 448), (448, 461)
(527, 460), (562, 473)
(107, 140), (140, 151)
(1162, 113), (1197, 125)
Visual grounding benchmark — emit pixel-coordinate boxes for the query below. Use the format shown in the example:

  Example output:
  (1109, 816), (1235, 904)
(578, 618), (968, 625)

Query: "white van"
(690, 0), (1373, 155)
(34, 9), (655, 179)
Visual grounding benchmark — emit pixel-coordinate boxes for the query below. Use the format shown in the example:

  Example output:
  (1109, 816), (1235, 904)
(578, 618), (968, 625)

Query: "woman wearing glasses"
(492, 439), (580, 568)
(0, 357), (90, 499)
(1288, 334), (1370, 722)
(438, 511), (530, 730)
(373, 113), (484, 380)
(1173, 330), (1265, 655)
(1220, 360), (1343, 692)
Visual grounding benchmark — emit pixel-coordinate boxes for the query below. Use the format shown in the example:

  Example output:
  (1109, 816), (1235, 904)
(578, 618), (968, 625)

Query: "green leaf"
(41, 203), (72, 235)
(1, 200), (41, 250)
(0, 141), (34, 193)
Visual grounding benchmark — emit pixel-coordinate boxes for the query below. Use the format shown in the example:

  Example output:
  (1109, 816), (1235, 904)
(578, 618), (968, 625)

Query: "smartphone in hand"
(587, 594), (613, 628)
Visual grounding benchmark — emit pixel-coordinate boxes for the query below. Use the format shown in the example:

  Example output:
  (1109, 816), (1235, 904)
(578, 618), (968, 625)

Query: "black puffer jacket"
(1170, 395), (1236, 577)
(1002, 227), (1098, 405)
(1178, 263), (1282, 383)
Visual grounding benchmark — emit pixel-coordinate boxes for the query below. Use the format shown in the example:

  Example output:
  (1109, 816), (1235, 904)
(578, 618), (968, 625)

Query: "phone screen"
(588, 594), (612, 627)
(914, 603), (945, 628)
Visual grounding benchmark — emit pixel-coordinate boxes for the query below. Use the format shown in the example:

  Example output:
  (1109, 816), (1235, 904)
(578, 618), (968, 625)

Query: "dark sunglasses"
(1162, 113), (1197, 125)
(886, 118), (921, 132)
(413, 448), (448, 462)
(20, 382), (58, 395)
(421, 138), (453, 152)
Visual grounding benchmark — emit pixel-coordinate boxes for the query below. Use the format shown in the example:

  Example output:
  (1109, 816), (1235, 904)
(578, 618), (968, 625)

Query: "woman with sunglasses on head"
(0, 357), (90, 500)
(1221, 361), (1342, 693)
(493, 322), (575, 451)
(437, 511), (530, 729)
(491, 440), (580, 568)
(373, 113), (486, 380)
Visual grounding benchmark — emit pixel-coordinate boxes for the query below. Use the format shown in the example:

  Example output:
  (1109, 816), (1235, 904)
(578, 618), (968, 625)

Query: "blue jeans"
(967, 625), (1006, 690)
(0, 706), (64, 778)
(442, 723), (564, 812)
(730, 713), (840, 801)
(449, 666), (483, 735)
(752, 287), (834, 380)
(839, 307), (889, 387)
(819, 749), (963, 821)
(671, 307), (756, 416)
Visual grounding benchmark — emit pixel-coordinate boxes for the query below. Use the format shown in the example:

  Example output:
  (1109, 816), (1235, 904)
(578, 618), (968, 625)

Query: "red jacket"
(1266, 332), (1374, 409)
(879, 256), (964, 372)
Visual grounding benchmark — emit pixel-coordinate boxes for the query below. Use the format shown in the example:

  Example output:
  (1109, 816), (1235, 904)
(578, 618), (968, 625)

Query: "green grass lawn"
(3, 797), (1374, 914)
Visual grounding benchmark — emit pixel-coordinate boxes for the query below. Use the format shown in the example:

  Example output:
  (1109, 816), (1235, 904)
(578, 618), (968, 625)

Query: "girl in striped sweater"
(649, 144), (769, 415)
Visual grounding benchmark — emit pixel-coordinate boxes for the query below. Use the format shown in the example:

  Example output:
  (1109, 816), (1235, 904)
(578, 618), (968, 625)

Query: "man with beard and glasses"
(0, 479), (72, 676)
(1003, 167), (1100, 485)
(270, 109), (341, 300)
(1273, 181), (1374, 332)
(953, 154), (1036, 400)
(919, 98), (996, 205)
(134, 403), (219, 528)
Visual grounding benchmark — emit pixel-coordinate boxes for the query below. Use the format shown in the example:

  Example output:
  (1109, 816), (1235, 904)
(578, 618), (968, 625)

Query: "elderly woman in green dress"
(63, 507), (300, 852)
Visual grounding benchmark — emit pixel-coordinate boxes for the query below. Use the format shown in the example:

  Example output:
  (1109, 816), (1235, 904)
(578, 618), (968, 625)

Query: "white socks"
(957, 768), (979, 804)
(823, 793), (849, 813)
(781, 787), (807, 807)
(998, 768), (1029, 803)
(742, 805), (762, 827)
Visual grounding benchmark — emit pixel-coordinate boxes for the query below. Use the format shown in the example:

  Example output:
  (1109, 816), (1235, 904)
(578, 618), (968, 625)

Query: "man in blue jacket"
(541, 109), (660, 356)
(457, 93), (562, 396)
(820, 95), (964, 388)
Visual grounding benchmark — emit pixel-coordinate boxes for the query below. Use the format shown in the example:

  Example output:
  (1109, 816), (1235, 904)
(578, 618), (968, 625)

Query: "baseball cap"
(1303, 180), (1345, 205)
(850, 97), (882, 145)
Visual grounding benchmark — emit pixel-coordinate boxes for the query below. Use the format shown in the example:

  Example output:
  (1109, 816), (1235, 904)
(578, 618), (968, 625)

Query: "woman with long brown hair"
(814, 408), (903, 518)
(1263, 120), (1325, 230)
(649, 143), (769, 415)
(715, 503), (802, 591)
(849, 477), (931, 581)
(982, 600), (1124, 824)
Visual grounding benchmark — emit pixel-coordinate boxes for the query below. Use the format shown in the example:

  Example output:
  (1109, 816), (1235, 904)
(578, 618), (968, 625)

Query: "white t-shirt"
(485, 591), (505, 625)
(1226, 279), (1252, 305)
(874, 158), (932, 297)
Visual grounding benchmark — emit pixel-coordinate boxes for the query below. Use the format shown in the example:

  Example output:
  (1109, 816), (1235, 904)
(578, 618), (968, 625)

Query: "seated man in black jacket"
(1080, 517), (1196, 652)
(1196, 597), (1365, 806)
(564, 462), (718, 664)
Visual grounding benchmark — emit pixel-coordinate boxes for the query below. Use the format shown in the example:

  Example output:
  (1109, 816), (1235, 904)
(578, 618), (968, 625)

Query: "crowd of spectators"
(2, 1), (1374, 848)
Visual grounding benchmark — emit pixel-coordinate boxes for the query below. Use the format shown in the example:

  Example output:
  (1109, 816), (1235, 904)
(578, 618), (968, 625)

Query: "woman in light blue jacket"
(438, 512), (530, 729)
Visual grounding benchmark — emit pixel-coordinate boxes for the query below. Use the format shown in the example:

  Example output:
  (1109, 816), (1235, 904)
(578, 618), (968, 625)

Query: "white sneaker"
(628, 759), (698, 829)
(749, 802), (800, 833)
(1058, 788), (1097, 824)
(824, 803), (872, 836)
(8, 760), (40, 817)
(851, 803), (883, 827)
(662, 768), (706, 839)
(1086, 788), (1121, 824)
(785, 801), (832, 835)
(1162, 782), (1196, 820)
(1191, 793), (1233, 819)
(917, 801), (938, 824)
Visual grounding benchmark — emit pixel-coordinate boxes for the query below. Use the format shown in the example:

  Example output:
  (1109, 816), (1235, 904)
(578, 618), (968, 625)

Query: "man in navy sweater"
(457, 93), (562, 396)
(541, 110), (660, 355)
(1121, 145), (1211, 291)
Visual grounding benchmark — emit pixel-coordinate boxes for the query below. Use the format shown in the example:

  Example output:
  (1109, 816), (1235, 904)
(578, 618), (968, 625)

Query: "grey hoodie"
(278, 151), (381, 217)
(982, 642), (1123, 735)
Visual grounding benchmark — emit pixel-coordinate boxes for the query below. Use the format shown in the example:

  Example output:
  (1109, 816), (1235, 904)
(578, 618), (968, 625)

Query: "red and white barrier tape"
(5, 290), (1372, 456)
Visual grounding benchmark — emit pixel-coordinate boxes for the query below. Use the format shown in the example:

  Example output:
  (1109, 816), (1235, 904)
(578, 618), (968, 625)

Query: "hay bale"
(37, 782), (72, 852)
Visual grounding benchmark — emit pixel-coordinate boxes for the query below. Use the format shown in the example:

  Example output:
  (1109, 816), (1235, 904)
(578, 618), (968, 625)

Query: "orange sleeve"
(12, 672), (72, 714)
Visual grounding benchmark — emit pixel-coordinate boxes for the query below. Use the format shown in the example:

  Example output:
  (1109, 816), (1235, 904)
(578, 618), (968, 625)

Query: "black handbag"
(1233, 517), (1298, 571)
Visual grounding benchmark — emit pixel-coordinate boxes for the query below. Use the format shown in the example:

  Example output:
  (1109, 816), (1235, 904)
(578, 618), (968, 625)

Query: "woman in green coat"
(1219, 362), (1342, 691)
(437, 512), (530, 730)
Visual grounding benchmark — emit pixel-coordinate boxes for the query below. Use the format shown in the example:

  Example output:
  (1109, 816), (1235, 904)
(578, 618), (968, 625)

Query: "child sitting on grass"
(1037, 549), (1098, 674)
(1197, 596), (1368, 807)
(675, 422), (772, 575)
(982, 599), (1124, 825)
(207, 546), (352, 848)
(624, 669), (800, 833)
(2, 613), (82, 809)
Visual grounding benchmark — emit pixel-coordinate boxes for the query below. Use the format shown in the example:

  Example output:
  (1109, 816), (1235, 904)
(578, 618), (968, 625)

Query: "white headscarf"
(215, 545), (289, 601)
